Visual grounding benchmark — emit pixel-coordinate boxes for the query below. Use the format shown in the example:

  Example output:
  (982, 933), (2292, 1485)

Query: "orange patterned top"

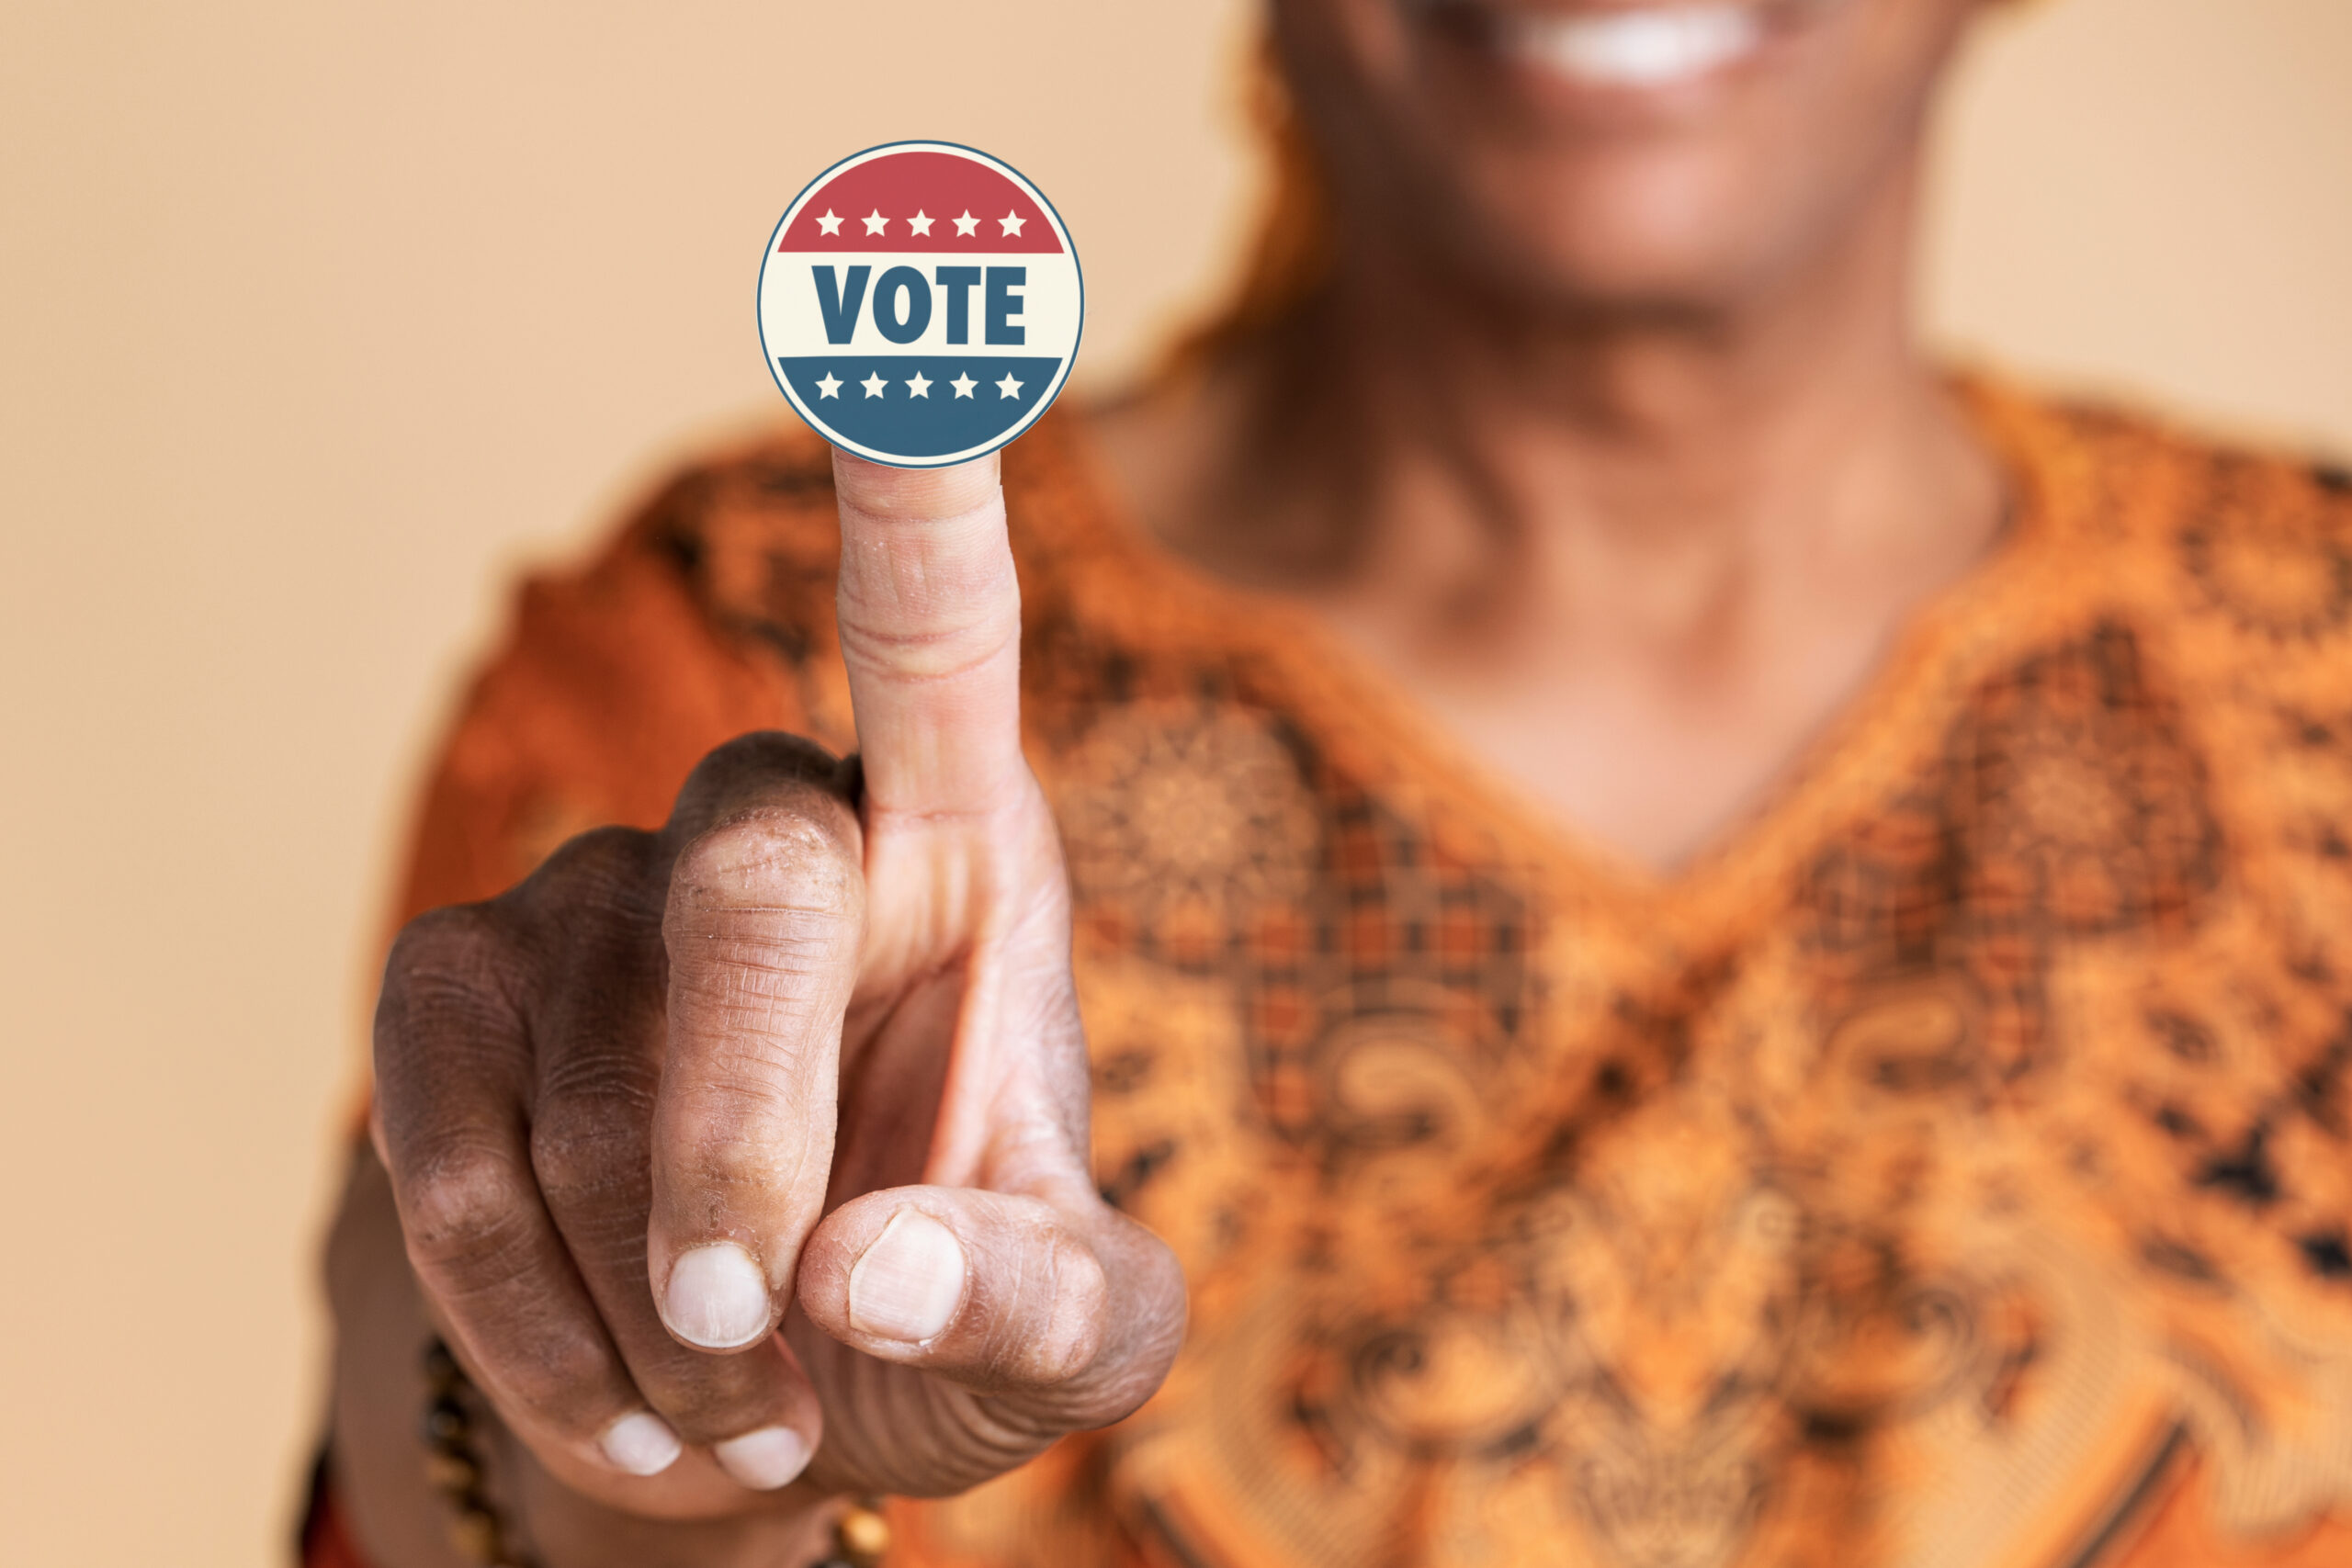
(337, 382), (2352, 1568)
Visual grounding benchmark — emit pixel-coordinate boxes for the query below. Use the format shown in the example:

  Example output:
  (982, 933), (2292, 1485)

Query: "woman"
(316, 1), (2352, 1564)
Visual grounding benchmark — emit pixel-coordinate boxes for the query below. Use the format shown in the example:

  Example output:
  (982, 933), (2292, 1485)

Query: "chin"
(1281, 0), (1978, 320)
(1438, 148), (1819, 318)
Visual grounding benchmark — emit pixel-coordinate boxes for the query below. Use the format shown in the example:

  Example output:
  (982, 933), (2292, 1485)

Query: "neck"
(1085, 145), (2008, 871)
(1114, 150), (1997, 662)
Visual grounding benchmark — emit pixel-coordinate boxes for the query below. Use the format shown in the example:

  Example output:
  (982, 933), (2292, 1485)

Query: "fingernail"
(663, 1242), (773, 1349)
(599, 1411), (683, 1476)
(713, 1425), (813, 1491)
(849, 1209), (967, 1342)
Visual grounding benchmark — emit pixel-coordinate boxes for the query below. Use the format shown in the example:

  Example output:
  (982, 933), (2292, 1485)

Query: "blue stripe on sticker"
(776, 355), (1063, 458)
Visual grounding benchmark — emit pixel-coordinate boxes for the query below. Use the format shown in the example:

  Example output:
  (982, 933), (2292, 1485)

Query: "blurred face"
(1272, 0), (1986, 313)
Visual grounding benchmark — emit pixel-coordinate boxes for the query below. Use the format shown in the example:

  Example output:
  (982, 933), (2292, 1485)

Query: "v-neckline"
(1032, 378), (2083, 946)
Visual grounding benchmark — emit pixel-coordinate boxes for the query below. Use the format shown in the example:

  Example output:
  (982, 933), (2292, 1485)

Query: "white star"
(862, 371), (888, 398)
(907, 210), (934, 236)
(950, 372), (977, 400)
(815, 209), (843, 236)
(995, 371), (1024, 400)
(815, 372), (842, 399)
(862, 209), (889, 236)
(952, 210), (979, 237)
(906, 371), (933, 398)
(998, 210), (1027, 238)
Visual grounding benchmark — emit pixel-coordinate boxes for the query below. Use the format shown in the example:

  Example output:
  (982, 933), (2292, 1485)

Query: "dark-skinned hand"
(368, 450), (1185, 1529)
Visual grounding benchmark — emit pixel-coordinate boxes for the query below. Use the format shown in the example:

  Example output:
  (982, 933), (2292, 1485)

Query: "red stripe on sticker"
(778, 151), (1063, 254)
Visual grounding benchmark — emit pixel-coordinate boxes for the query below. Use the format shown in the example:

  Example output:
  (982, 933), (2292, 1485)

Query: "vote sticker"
(758, 142), (1083, 468)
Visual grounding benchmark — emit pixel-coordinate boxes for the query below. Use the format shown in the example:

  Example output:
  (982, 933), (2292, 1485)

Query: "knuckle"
(1034, 1234), (1111, 1382)
(978, 1218), (1105, 1387)
(834, 592), (1020, 685)
(1087, 1222), (1187, 1418)
(517, 825), (661, 919)
(530, 1090), (650, 1220)
(832, 504), (1017, 656)
(397, 1145), (538, 1281)
(672, 811), (863, 922)
(697, 730), (847, 787)
(535, 1032), (662, 1123)
(662, 1074), (823, 1205)
(976, 1204), (1184, 1425)
(381, 905), (507, 1012)
(665, 945), (851, 1077)
(374, 908), (527, 1089)
(669, 732), (859, 844)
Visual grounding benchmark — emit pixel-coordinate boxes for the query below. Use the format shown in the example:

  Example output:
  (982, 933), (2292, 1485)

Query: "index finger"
(831, 450), (1027, 818)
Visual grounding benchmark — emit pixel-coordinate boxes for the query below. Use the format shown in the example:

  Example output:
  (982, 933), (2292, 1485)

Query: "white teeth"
(1497, 6), (1766, 87)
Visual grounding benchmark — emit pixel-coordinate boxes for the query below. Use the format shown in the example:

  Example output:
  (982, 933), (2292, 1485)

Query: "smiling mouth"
(1419, 3), (1793, 91)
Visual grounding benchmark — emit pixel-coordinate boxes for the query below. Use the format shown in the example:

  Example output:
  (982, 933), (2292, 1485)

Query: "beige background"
(1, 1), (2346, 1562)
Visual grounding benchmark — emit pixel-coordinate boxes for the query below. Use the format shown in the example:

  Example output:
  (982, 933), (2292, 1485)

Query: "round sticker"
(758, 141), (1084, 468)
